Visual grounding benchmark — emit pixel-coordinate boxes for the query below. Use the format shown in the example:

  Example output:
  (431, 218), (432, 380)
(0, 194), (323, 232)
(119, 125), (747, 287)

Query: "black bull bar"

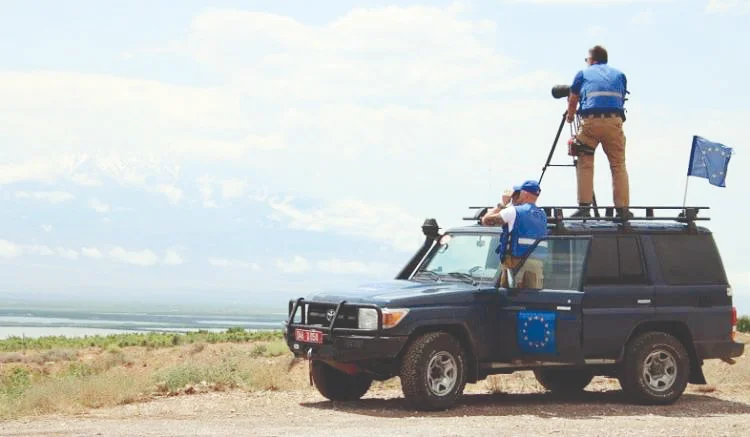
(284, 298), (385, 341)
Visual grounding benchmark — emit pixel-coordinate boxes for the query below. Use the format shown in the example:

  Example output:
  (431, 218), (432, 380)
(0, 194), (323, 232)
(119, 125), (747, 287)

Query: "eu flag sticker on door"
(517, 311), (557, 354)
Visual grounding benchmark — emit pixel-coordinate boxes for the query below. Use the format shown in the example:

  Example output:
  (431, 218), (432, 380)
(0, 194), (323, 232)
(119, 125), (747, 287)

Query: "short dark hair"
(589, 45), (608, 64)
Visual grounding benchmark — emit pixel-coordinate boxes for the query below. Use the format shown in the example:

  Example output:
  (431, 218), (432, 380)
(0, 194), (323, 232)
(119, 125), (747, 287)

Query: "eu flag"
(687, 136), (733, 187)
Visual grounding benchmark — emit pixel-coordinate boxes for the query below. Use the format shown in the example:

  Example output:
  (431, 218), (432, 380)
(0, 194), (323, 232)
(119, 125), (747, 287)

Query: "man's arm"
(566, 93), (579, 123)
(482, 211), (505, 226)
(567, 70), (584, 123)
(481, 206), (506, 226)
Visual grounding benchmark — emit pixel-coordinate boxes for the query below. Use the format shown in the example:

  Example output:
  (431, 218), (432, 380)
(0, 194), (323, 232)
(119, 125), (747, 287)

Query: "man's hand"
(501, 189), (513, 206)
(566, 112), (575, 123)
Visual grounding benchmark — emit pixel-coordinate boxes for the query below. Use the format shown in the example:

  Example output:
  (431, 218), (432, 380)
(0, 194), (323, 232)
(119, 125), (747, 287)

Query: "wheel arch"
(622, 320), (706, 385)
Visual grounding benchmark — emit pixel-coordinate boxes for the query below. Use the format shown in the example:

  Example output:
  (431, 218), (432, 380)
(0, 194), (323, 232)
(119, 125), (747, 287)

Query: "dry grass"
(0, 339), (300, 420)
(1, 333), (748, 420)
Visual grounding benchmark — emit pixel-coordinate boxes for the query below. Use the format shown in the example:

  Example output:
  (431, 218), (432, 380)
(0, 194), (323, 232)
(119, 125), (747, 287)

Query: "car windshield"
(415, 233), (502, 283)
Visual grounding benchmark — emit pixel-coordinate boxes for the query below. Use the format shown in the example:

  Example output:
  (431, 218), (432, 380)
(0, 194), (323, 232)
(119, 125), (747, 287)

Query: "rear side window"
(585, 236), (647, 285)
(652, 234), (727, 285)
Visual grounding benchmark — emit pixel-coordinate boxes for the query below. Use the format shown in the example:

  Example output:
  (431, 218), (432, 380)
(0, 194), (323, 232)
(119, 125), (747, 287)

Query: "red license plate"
(295, 329), (323, 344)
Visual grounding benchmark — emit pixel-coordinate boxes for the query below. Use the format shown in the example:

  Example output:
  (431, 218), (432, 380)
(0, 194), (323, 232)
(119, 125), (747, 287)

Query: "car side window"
(585, 236), (646, 285)
(652, 234), (727, 285)
(513, 238), (590, 291)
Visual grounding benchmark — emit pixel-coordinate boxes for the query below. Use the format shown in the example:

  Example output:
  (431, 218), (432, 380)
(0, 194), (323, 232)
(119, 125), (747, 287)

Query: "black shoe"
(615, 208), (634, 221)
(570, 205), (592, 218)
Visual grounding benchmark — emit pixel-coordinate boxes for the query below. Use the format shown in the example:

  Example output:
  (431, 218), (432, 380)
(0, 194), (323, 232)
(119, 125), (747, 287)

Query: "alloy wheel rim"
(427, 351), (458, 396)
(643, 349), (678, 392)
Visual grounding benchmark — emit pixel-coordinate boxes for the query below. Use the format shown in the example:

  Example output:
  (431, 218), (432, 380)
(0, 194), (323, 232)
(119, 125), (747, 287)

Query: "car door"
(581, 235), (653, 359)
(492, 236), (591, 365)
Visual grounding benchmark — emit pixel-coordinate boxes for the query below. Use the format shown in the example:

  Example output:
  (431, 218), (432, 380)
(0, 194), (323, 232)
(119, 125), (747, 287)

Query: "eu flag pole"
(683, 135), (734, 209)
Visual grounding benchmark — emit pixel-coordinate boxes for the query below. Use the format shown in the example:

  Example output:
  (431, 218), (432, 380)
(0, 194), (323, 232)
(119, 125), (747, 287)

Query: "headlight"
(357, 308), (410, 330)
(358, 308), (378, 330)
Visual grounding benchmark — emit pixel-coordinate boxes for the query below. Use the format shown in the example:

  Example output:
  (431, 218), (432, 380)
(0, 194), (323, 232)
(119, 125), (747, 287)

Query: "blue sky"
(1, 0), (749, 312)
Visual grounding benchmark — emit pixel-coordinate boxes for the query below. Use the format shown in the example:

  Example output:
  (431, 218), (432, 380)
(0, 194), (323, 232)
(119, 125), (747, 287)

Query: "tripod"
(538, 110), (599, 217)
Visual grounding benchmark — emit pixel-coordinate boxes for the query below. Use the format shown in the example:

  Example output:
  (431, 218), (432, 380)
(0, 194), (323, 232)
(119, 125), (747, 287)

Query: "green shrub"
(0, 329), (284, 352)
(156, 362), (241, 393)
(0, 368), (32, 398)
(738, 315), (750, 333)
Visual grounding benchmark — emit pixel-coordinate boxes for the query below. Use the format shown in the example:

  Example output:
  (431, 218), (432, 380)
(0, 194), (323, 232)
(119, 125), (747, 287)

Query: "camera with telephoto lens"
(551, 85), (570, 99)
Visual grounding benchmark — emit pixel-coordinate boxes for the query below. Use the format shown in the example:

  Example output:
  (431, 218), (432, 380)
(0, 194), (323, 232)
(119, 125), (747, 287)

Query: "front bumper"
(284, 298), (409, 362)
(286, 333), (408, 362)
(695, 340), (745, 360)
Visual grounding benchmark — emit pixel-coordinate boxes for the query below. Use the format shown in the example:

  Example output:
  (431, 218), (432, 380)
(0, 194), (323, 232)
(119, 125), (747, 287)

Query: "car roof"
(445, 221), (712, 235)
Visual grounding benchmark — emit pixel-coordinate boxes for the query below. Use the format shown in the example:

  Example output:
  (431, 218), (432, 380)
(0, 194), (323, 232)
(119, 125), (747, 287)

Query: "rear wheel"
(533, 368), (593, 393)
(310, 361), (373, 401)
(399, 332), (467, 411)
(619, 332), (690, 405)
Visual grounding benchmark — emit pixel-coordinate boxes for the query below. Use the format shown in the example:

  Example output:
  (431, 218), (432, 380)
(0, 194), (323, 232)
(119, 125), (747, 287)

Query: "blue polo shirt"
(571, 63), (627, 118)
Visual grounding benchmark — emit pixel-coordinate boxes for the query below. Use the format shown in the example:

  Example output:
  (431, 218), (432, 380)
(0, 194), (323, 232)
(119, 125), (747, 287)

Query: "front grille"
(306, 303), (358, 328)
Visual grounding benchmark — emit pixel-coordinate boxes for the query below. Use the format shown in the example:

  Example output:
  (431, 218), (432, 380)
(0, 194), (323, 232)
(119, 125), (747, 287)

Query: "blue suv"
(284, 206), (744, 411)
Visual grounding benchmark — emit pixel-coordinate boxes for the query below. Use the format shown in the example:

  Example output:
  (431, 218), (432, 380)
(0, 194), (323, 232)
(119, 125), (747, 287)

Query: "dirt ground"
(2, 335), (749, 437)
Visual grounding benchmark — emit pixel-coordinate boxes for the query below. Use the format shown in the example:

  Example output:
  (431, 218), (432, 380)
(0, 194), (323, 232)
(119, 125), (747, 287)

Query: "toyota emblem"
(326, 309), (336, 322)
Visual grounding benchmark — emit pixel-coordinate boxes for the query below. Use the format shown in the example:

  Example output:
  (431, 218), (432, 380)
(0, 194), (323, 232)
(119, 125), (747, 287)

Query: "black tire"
(619, 332), (690, 405)
(310, 361), (373, 401)
(399, 332), (467, 411)
(533, 368), (594, 393)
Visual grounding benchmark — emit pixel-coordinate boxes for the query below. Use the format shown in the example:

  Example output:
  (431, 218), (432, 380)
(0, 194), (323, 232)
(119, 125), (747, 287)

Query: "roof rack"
(463, 206), (710, 232)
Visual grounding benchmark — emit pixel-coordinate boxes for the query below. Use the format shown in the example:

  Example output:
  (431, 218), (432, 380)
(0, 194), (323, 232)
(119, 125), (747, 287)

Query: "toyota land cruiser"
(283, 206), (744, 411)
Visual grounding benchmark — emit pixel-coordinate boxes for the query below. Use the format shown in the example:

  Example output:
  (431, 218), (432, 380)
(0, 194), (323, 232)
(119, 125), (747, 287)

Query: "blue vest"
(578, 64), (627, 116)
(496, 204), (549, 260)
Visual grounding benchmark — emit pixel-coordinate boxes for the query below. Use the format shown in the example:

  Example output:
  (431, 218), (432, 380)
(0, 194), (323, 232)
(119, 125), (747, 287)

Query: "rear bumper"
(285, 332), (408, 362)
(695, 340), (745, 360)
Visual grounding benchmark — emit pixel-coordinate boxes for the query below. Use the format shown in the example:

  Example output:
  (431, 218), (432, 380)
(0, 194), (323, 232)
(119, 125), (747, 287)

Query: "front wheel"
(310, 361), (372, 401)
(399, 332), (467, 411)
(619, 332), (690, 405)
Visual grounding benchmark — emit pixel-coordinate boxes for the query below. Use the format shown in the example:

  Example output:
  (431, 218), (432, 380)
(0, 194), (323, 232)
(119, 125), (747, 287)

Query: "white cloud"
(275, 255), (312, 274)
(154, 184), (184, 205)
(220, 178), (248, 199)
(15, 191), (75, 204)
(706, 0), (750, 13)
(89, 198), (111, 213)
(109, 246), (161, 266)
(163, 249), (185, 266)
(81, 247), (104, 259)
(268, 198), (423, 252)
(0, 240), (21, 258)
(209, 258), (261, 270)
(41, 224), (53, 233)
(197, 176), (218, 208)
(0, 156), (83, 186)
(0, 239), (79, 260)
(71, 173), (102, 186)
(56, 247), (78, 260)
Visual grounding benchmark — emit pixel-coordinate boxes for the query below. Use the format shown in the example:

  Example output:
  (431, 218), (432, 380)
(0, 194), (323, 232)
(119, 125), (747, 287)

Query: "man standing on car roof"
(567, 45), (632, 219)
(481, 180), (548, 289)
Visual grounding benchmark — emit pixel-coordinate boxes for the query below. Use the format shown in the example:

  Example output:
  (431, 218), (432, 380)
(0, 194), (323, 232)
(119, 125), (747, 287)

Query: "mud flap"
(307, 349), (313, 386)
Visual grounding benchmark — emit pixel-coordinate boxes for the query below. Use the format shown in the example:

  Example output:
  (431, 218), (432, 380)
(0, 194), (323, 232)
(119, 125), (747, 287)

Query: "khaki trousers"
(500, 256), (544, 289)
(575, 116), (630, 207)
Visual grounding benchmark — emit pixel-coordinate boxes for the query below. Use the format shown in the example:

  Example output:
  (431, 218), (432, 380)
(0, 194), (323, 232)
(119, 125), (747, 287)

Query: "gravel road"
(3, 382), (750, 437)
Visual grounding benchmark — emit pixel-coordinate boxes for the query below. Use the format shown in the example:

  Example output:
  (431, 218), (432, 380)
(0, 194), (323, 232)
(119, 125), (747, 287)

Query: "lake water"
(0, 308), (286, 339)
